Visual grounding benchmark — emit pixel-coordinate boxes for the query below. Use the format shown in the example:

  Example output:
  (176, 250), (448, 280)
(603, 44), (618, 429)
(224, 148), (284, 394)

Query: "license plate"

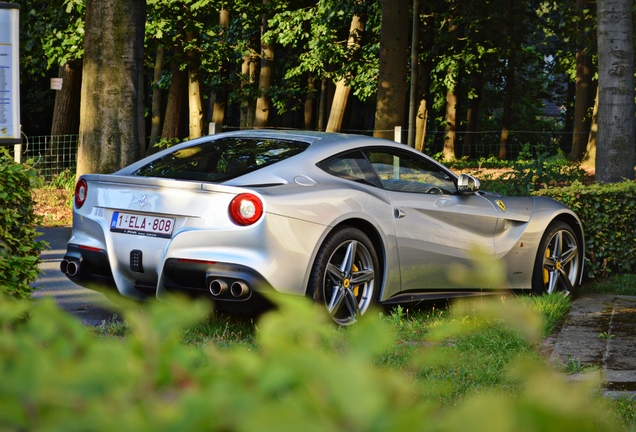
(110, 211), (175, 238)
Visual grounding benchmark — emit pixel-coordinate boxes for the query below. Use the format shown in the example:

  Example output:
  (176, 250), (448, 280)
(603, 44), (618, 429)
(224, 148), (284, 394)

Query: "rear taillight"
(229, 193), (263, 226)
(75, 179), (88, 209)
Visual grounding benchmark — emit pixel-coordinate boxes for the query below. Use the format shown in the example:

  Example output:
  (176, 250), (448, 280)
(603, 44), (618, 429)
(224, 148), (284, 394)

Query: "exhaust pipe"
(66, 260), (80, 277)
(61, 259), (80, 277)
(209, 279), (228, 297)
(230, 281), (250, 298)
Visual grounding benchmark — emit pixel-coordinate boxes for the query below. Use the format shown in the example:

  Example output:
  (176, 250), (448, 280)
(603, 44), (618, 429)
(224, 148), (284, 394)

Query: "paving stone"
(551, 294), (636, 398)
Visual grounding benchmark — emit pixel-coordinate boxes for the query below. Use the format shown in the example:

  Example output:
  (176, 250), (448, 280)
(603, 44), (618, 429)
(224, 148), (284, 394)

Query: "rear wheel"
(532, 221), (581, 296)
(308, 227), (379, 326)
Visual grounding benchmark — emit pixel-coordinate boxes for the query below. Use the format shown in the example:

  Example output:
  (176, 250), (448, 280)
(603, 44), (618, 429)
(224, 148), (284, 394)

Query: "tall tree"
(326, 14), (365, 132)
(148, 45), (165, 149)
(373, 0), (409, 140)
(569, 0), (596, 161)
(595, 0), (635, 182)
(77, 0), (146, 176)
(186, 27), (204, 139)
(254, 0), (275, 128)
(211, 7), (231, 129)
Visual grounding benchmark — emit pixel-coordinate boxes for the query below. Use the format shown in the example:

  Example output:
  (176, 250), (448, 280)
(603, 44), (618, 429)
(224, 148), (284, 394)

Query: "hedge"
(0, 296), (623, 431)
(535, 180), (636, 279)
(0, 148), (46, 299)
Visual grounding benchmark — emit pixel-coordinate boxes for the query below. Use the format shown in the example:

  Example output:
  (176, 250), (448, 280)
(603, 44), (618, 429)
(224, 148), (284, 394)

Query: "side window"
(365, 150), (456, 194)
(318, 151), (382, 187)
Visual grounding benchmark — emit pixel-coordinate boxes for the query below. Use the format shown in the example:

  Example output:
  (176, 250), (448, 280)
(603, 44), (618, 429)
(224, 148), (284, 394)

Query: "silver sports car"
(62, 130), (584, 325)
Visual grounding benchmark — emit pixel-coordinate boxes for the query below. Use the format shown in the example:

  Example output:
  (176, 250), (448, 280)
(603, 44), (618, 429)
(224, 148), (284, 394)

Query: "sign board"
(50, 78), (63, 90)
(0, 4), (20, 145)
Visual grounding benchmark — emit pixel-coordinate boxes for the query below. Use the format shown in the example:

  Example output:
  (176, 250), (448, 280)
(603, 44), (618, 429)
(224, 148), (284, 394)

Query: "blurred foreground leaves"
(0, 294), (623, 431)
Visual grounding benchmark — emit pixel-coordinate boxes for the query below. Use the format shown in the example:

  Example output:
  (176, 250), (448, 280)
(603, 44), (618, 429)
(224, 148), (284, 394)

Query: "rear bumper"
(61, 244), (117, 291)
(62, 244), (274, 314)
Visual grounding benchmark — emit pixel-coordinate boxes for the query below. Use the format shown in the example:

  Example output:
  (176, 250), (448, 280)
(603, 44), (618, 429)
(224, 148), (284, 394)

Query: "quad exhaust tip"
(209, 279), (228, 297)
(230, 281), (249, 298)
(60, 259), (80, 277)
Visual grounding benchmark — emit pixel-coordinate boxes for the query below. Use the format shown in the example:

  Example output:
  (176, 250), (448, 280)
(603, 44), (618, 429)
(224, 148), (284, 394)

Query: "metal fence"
(11, 134), (79, 183)
(10, 130), (569, 183)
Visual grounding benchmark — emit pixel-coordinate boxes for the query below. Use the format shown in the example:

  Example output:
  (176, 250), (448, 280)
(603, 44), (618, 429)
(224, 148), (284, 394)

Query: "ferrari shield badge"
(496, 199), (506, 212)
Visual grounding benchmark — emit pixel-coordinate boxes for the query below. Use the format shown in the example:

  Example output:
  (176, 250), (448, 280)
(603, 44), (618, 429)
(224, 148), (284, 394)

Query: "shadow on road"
(33, 227), (121, 326)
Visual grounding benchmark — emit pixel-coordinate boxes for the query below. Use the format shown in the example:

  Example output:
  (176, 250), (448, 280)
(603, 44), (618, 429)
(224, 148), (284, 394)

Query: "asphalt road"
(32, 227), (120, 326)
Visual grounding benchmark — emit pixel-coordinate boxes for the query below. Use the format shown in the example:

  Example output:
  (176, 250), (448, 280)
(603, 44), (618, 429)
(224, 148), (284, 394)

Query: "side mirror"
(457, 173), (480, 195)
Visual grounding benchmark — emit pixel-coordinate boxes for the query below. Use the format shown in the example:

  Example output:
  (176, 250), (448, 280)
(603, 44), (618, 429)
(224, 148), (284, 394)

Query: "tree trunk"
(464, 71), (483, 159)
(254, 0), (274, 129)
(77, 0), (146, 177)
(415, 60), (431, 152)
(211, 8), (230, 129)
(443, 86), (457, 161)
(148, 45), (165, 151)
(563, 80), (575, 153)
(186, 29), (203, 139)
(317, 78), (328, 131)
(160, 60), (188, 142)
(570, 0), (596, 161)
(51, 62), (82, 136)
(50, 61), (82, 176)
(582, 86), (599, 167)
(595, 0), (635, 182)
(373, 0), (409, 140)
(570, 45), (594, 160)
(240, 55), (257, 129)
(326, 14), (364, 132)
(407, 0), (420, 148)
(304, 73), (316, 129)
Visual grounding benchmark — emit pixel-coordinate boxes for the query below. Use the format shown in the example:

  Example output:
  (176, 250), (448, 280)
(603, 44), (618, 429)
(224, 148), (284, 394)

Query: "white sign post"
(0, 3), (21, 161)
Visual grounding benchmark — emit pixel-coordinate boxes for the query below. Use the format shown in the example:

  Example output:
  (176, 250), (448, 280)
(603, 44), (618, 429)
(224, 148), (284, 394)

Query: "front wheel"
(308, 227), (379, 326)
(532, 221), (581, 296)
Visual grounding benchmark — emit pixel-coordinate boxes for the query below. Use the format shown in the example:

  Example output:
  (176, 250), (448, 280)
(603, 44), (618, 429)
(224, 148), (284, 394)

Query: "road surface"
(32, 227), (120, 326)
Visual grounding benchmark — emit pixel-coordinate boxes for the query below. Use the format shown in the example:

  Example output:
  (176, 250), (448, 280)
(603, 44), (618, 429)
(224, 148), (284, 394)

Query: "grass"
(582, 274), (636, 296)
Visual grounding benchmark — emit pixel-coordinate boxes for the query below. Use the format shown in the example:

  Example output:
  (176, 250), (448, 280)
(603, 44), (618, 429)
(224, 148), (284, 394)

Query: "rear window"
(131, 137), (309, 182)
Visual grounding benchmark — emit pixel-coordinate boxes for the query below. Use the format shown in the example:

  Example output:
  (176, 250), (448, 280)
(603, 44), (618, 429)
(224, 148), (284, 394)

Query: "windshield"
(131, 137), (309, 182)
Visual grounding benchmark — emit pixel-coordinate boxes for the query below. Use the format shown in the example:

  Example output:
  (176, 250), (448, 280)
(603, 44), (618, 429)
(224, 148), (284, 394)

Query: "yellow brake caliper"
(543, 248), (551, 284)
(352, 264), (360, 297)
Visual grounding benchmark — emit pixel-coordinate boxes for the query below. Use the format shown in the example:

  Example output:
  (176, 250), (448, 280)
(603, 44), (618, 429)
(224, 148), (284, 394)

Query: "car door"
(365, 149), (500, 291)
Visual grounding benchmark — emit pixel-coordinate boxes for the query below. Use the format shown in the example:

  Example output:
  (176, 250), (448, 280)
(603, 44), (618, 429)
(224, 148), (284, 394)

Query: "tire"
(308, 227), (380, 326)
(532, 221), (581, 296)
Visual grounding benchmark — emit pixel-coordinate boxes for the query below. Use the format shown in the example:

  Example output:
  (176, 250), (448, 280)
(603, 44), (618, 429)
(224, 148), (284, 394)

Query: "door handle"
(395, 208), (406, 219)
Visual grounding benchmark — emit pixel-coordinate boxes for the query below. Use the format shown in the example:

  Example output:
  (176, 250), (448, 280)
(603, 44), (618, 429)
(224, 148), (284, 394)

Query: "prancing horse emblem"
(138, 194), (148, 209)
(496, 199), (506, 212)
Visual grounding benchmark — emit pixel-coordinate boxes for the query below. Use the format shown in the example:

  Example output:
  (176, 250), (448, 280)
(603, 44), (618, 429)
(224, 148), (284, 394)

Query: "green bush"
(535, 180), (636, 279)
(0, 295), (624, 431)
(480, 147), (585, 196)
(0, 149), (46, 299)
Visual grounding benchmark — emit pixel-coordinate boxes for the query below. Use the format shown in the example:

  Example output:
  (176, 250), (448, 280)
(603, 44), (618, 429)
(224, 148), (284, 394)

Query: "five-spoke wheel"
(308, 227), (379, 326)
(532, 221), (581, 296)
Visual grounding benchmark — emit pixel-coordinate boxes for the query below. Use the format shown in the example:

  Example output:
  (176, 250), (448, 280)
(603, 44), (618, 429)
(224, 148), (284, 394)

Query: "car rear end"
(62, 134), (327, 312)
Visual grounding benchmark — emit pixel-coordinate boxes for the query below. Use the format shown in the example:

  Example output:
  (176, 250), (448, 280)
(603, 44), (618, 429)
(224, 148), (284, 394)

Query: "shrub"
(535, 180), (636, 278)
(0, 149), (46, 299)
(478, 146), (585, 196)
(0, 296), (624, 431)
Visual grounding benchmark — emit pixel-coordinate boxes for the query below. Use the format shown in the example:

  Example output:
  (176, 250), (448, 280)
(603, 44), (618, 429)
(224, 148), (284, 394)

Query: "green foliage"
(584, 274), (636, 296)
(479, 146), (585, 196)
(0, 150), (46, 300)
(48, 169), (76, 190)
(536, 180), (636, 278)
(563, 355), (599, 374)
(0, 294), (626, 431)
